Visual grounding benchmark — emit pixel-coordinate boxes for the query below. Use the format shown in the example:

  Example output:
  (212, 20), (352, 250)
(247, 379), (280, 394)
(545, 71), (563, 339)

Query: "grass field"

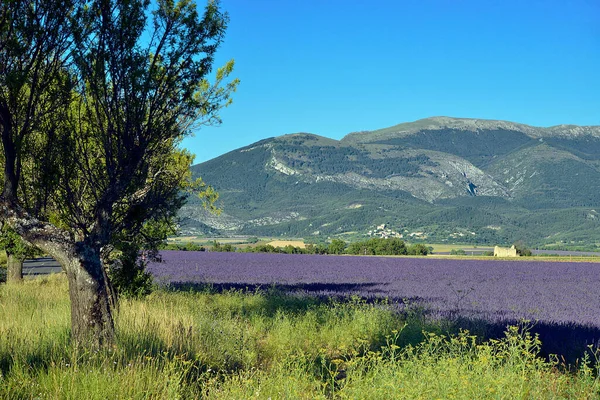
(1, 275), (599, 398)
(427, 243), (493, 253)
(266, 240), (306, 249)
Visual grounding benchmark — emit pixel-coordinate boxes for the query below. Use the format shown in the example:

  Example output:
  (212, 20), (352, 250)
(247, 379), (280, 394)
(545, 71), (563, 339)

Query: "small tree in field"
(0, 226), (41, 282)
(0, 0), (237, 348)
(408, 243), (429, 256)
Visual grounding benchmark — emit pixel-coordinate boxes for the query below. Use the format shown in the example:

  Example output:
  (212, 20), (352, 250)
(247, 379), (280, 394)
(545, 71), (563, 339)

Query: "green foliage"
(513, 241), (533, 257)
(109, 219), (179, 299)
(328, 239), (347, 255)
(241, 243), (306, 254)
(509, 159), (600, 209)
(407, 243), (429, 255)
(280, 244), (301, 254)
(451, 249), (467, 255)
(160, 242), (206, 251)
(244, 243), (277, 253)
(0, 226), (41, 260)
(375, 128), (536, 167)
(211, 241), (235, 252)
(1, 0), (237, 277)
(305, 243), (328, 255)
(278, 141), (435, 178)
(1, 276), (599, 398)
(107, 249), (154, 299)
(346, 238), (408, 256)
(544, 136), (600, 160)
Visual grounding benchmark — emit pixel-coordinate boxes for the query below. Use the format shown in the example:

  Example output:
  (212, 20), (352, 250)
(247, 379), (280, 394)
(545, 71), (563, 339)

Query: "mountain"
(182, 117), (600, 246)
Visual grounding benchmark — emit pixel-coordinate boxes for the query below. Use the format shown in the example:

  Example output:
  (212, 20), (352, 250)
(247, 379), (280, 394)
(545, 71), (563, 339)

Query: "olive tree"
(0, 0), (237, 348)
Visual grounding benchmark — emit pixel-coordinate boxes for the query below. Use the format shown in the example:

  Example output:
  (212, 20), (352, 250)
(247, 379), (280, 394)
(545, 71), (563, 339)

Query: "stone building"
(494, 245), (518, 257)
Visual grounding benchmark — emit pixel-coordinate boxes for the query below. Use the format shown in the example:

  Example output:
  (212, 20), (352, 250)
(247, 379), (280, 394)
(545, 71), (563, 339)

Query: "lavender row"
(147, 251), (600, 328)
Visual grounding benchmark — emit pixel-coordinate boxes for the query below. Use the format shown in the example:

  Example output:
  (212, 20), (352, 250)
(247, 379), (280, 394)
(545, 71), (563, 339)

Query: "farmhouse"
(494, 245), (518, 257)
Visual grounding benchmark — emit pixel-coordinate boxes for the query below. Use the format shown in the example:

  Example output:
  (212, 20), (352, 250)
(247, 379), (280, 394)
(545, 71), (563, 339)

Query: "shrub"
(513, 241), (532, 257)
(212, 241), (235, 252)
(408, 244), (429, 255)
(108, 249), (154, 299)
(450, 249), (467, 255)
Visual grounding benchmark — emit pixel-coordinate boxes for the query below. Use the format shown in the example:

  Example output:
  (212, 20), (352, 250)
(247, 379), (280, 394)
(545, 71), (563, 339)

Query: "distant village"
(367, 224), (478, 243)
(367, 224), (427, 240)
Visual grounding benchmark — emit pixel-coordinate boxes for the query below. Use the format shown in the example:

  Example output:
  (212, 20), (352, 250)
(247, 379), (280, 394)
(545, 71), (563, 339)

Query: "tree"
(0, 0), (237, 348)
(375, 238), (407, 255)
(305, 242), (327, 255)
(327, 239), (346, 255)
(408, 243), (429, 256)
(0, 226), (41, 282)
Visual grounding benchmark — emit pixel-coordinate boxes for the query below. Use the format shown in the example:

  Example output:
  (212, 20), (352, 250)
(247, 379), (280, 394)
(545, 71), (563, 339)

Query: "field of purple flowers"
(147, 251), (600, 329)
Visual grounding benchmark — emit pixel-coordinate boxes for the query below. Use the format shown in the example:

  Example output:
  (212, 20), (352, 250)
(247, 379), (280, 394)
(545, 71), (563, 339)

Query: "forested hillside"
(183, 117), (600, 247)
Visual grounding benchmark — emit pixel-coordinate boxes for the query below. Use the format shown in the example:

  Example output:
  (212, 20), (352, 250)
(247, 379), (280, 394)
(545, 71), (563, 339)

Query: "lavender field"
(147, 251), (600, 329)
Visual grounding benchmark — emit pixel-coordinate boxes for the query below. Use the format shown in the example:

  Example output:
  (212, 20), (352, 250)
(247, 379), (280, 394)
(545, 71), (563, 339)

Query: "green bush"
(513, 241), (532, 256)
(408, 244), (429, 255)
(108, 249), (154, 299)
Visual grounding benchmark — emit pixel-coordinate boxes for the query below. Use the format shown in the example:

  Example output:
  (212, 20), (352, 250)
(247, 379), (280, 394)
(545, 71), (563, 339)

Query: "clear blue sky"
(183, 0), (600, 163)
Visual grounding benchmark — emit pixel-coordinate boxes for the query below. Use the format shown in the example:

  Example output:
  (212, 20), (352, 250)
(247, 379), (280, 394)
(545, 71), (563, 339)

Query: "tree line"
(163, 238), (432, 256)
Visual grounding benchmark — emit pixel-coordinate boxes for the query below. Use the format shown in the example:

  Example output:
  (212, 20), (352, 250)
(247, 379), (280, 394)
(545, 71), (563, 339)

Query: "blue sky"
(183, 0), (600, 163)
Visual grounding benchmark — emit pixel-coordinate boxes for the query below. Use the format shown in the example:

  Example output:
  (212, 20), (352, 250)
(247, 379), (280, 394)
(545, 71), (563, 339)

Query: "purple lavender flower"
(147, 251), (600, 328)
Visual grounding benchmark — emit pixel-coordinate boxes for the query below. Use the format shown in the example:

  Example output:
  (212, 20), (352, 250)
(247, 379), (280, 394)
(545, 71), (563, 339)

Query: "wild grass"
(0, 250), (7, 268)
(1, 275), (599, 399)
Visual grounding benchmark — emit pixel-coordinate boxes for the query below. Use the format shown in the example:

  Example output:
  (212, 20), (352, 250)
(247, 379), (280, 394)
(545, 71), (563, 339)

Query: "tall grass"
(0, 250), (7, 282)
(1, 275), (598, 399)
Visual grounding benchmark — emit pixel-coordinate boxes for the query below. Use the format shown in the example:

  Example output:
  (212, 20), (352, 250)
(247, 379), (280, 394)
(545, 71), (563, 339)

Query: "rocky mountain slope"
(182, 117), (600, 245)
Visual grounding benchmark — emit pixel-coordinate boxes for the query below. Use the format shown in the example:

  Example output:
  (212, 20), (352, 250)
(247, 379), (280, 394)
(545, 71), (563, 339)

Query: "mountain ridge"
(342, 116), (600, 144)
(183, 117), (600, 246)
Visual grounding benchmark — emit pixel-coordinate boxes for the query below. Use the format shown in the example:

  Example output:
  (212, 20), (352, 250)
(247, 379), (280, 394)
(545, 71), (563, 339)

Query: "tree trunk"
(6, 253), (23, 282)
(100, 246), (119, 312)
(1, 105), (19, 204)
(1, 201), (116, 348)
(60, 243), (116, 349)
